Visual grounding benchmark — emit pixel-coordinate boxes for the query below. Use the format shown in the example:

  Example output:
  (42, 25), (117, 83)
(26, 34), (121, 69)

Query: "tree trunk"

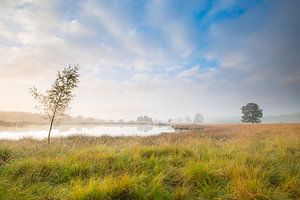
(48, 102), (59, 145)
(48, 114), (55, 145)
(47, 94), (62, 145)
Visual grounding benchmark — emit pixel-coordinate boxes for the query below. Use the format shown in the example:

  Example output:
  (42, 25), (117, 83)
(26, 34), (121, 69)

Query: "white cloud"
(178, 66), (200, 80)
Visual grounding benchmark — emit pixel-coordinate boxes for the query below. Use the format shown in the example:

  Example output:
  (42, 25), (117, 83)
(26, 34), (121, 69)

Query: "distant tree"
(241, 103), (263, 124)
(30, 65), (80, 144)
(193, 113), (204, 123)
(167, 119), (172, 124)
(144, 115), (153, 123)
(136, 115), (153, 124)
(185, 116), (192, 123)
(137, 116), (144, 123)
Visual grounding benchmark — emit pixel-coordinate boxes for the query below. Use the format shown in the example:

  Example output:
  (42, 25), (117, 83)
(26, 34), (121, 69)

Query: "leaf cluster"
(30, 65), (80, 121)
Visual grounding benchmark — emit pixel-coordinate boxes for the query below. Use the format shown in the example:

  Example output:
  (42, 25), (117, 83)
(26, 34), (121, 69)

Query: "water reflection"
(136, 125), (153, 132)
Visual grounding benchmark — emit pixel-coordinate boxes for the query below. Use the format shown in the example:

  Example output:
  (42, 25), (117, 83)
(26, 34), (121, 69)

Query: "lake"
(0, 124), (175, 140)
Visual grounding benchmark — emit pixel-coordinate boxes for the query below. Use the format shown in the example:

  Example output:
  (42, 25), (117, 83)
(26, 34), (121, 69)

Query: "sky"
(0, 0), (299, 121)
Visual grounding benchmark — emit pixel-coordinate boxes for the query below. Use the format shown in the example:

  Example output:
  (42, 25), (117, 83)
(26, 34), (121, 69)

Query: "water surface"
(0, 124), (174, 140)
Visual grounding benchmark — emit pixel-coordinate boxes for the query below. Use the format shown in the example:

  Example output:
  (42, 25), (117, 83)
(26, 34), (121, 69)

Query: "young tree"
(30, 65), (80, 144)
(241, 103), (263, 124)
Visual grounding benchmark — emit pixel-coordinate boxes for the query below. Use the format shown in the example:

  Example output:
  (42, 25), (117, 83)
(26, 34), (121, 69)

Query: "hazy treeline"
(0, 111), (98, 127)
(0, 112), (166, 127)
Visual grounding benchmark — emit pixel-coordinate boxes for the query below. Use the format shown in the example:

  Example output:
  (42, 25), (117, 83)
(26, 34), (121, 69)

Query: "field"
(0, 124), (299, 200)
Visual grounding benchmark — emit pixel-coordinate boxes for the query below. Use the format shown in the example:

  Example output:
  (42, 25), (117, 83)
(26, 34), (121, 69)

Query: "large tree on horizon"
(30, 65), (80, 144)
(241, 103), (263, 124)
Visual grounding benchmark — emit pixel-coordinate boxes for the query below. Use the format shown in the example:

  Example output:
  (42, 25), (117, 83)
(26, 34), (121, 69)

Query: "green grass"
(0, 124), (299, 199)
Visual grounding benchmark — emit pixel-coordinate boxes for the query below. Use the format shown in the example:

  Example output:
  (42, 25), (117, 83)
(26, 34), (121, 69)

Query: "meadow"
(0, 124), (299, 200)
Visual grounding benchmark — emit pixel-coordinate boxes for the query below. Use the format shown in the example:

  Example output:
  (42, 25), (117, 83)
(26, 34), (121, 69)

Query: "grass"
(0, 124), (299, 199)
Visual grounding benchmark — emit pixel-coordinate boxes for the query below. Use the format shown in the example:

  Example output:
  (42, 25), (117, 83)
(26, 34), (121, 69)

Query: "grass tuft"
(72, 174), (137, 200)
(0, 147), (12, 165)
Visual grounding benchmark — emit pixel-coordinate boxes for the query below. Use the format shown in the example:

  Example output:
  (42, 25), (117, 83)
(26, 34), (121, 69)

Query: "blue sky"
(0, 0), (299, 120)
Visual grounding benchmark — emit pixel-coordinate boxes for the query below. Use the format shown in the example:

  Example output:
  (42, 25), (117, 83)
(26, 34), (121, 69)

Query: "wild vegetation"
(0, 124), (299, 199)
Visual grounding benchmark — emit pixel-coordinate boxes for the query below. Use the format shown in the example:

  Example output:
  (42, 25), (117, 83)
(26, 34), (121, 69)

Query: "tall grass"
(0, 124), (299, 199)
